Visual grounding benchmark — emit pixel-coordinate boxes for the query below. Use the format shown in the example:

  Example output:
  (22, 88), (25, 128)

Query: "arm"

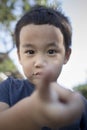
(0, 102), (9, 112)
(0, 86), (84, 130)
(0, 78), (41, 130)
(0, 85), (84, 130)
(0, 97), (41, 130)
(0, 69), (84, 130)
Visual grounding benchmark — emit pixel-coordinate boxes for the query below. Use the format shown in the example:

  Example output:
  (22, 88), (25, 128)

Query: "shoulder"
(80, 96), (87, 129)
(0, 76), (23, 87)
(0, 77), (13, 93)
(0, 76), (34, 89)
(0, 77), (35, 106)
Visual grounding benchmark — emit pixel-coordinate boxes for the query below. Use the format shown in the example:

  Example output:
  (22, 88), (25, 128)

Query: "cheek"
(55, 65), (63, 80)
(48, 61), (63, 81)
(22, 62), (33, 77)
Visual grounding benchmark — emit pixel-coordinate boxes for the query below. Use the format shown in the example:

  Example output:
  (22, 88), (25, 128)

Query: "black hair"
(15, 5), (72, 51)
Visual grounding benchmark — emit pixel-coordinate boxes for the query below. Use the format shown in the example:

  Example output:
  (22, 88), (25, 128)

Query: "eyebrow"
(22, 42), (58, 48)
(46, 42), (58, 47)
(22, 43), (34, 48)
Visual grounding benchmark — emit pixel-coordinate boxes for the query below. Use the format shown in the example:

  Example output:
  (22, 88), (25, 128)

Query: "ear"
(64, 48), (71, 64)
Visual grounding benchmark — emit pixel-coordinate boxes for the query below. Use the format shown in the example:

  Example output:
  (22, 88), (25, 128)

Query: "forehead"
(20, 24), (64, 45)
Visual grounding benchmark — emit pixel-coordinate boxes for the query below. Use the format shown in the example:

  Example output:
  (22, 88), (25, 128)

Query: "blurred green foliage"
(0, 54), (23, 80)
(0, 57), (16, 72)
(0, 0), (60, 28)
(74, 84), (87, 99)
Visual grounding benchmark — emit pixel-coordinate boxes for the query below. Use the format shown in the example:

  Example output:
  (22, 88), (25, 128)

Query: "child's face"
(18, 24), (71, 84)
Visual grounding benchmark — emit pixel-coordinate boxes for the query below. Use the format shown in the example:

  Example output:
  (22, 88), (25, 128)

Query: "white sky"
(8, 0), (87, 89)
(58, 0), (87, 88)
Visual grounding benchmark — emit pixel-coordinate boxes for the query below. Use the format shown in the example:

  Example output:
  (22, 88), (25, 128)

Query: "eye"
(25, 50), (35, 55)
(47, 49), (57, 54)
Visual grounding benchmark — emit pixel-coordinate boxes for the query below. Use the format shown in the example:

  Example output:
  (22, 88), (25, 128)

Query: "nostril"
(34, 55), (47, 68)
(34, 63), (43, 68)
(34, 60), (46, 68)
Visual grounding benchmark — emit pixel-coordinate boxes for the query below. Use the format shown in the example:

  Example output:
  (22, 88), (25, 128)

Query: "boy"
(0, 5), (87, 130)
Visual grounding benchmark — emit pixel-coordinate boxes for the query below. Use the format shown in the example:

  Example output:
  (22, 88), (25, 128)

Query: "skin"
(18, 24), (70, 84)
(0, 24), (84, 130)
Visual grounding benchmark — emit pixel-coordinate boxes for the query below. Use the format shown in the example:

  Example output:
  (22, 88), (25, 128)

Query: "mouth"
(33, 72), (44, 78)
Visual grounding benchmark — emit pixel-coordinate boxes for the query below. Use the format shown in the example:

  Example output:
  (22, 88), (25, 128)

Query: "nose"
(34, 54), (46, 68)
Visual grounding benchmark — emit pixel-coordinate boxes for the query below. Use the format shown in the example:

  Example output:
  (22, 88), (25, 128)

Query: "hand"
(31, 66), (84, 128)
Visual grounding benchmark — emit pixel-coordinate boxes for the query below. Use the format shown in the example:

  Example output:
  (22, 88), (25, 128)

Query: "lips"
(35, 72), (42, 75)
(33, 72), (44, 78)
